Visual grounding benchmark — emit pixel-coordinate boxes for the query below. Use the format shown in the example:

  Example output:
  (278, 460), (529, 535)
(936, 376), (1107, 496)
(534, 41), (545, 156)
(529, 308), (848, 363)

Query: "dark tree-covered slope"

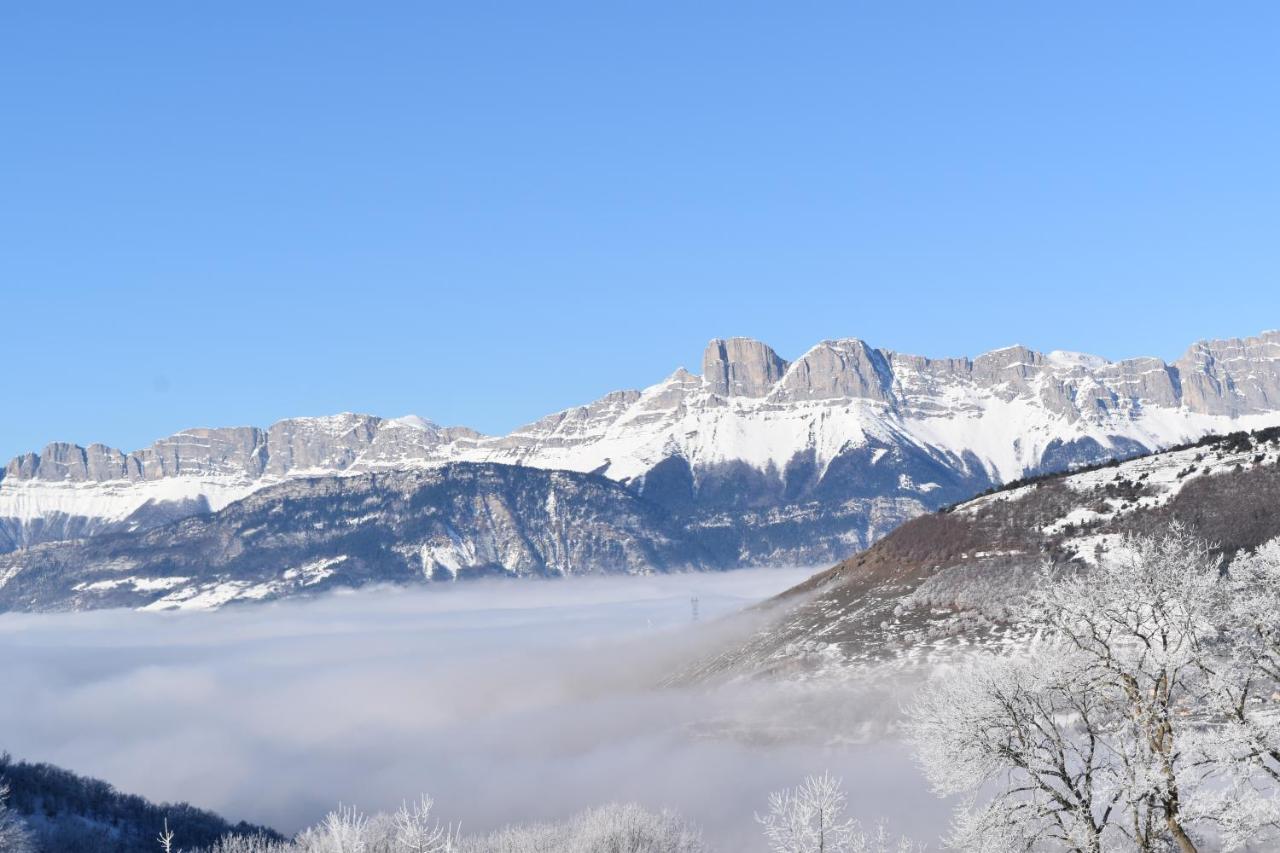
(0, 753), (281, 853)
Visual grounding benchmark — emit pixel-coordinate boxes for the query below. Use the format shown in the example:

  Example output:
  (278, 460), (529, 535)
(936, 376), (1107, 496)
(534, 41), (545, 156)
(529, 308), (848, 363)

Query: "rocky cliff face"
(3, 330), (1279, 569)
(703, 338), (789, 397)
(0, 414), (485, 483)
(0, 463), (710, 612)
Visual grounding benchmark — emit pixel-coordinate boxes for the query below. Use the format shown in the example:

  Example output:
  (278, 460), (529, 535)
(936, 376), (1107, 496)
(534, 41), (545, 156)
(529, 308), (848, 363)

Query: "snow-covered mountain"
(680, 425), (1280, 681)
(3, 330), (1280, 567)
(0, 464), (713, 612)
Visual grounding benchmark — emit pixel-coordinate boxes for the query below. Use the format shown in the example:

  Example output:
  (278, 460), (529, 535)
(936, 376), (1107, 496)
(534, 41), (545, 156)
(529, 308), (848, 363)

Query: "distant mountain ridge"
(0, 464), (716, 612)
(2, 329), (1279, 579)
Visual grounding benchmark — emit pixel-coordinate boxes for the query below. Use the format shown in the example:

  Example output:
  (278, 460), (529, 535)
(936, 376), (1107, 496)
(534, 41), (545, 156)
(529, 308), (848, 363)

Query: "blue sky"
(3, 3), (1279, 461)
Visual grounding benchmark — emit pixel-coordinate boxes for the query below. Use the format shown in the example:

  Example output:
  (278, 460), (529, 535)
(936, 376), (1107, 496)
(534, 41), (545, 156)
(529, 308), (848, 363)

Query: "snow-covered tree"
(285, 799), (456, 853)
(293, 804), (375, 853)
(1183, 536), (1280, 848)
(908, 525), (1280, 853)
(758, 772), (859, 853)
(462, 802), (705, 853)
(200, 835), (295, 853)
(159, 818), (177, 853)
(1036, 525), (1221, 853)
(200, 799), (699, 853)
(908, 651), (1118, 852)
(758, 773), (922, 853)
(392, 796), (457, 853)
(0, 783), (35, 853)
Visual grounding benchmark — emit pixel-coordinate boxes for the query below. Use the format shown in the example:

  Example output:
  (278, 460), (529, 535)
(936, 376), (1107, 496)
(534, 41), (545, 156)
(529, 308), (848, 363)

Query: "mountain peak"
(702, 337), (789, 397)
(1046, 350), (1111, 369)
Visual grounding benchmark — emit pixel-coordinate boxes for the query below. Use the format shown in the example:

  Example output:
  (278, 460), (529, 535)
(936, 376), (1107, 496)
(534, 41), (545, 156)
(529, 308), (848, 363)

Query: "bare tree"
(392, 796), (457, 853)
(758, 773), (922, 853)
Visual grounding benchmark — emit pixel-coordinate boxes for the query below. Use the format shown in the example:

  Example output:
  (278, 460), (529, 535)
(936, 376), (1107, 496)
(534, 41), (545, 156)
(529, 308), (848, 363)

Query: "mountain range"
(2, 330), (1279, 611)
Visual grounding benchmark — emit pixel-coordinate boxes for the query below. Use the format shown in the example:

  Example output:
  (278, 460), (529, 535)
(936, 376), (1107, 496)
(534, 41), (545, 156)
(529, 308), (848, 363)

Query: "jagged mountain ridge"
(3, 330), (1280, 566)
(681, 426), (1280, 681)
(0, 463), (714, 612)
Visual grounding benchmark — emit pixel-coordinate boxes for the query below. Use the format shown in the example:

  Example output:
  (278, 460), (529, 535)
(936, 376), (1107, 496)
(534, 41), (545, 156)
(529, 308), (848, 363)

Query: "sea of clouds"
(0, 569), (951, 850)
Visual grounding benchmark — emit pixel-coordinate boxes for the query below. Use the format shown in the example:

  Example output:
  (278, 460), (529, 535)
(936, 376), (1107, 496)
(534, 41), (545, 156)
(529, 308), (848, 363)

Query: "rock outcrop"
(703, 338), (789, 397)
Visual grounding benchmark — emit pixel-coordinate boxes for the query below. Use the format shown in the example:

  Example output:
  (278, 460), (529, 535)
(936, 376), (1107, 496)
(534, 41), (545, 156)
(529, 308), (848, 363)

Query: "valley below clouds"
(0, 569), (950, 851)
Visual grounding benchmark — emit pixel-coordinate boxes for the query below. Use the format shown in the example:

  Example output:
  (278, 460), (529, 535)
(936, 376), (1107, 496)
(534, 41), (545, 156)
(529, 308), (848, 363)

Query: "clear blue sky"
(3, 3), (1279, 461)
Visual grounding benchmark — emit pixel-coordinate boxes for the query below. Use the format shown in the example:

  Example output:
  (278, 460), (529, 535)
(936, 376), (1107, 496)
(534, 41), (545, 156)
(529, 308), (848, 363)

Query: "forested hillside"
(0, 753), (280, 853)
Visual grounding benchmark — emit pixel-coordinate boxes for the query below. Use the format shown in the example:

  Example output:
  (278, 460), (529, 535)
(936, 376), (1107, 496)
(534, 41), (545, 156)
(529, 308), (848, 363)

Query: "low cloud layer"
(0, 570), (951, 850)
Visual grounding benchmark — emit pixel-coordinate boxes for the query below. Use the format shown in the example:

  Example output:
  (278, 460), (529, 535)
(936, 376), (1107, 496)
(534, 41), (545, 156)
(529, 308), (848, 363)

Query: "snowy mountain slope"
(679, 425), (1280, 681)
(0, 464), (712, 612)
(3, 330), (1280, 566)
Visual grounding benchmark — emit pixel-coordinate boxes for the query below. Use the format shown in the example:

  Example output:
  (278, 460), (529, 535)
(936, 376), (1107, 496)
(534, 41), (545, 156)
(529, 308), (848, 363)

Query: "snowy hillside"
(682, 425), (1280, 681)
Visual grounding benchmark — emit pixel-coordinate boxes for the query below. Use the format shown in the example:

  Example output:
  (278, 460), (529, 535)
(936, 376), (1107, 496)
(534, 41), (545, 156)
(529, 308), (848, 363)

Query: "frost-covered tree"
(1183, 536), (1280, 848)
(296, 804), (370, 853)
(0, 783), (35, 853)
(200, 835), (295, 853)
(462, 802), (705, 853)
(1035, 525), (1221, 853)
(757, 773), (922, 853)
(286, 799), (456, 853)
(159, 818), (177, 853)
(200, 800), (698, 853)
(758, 773), (859, 853)
(909, 525), (1280, 853)
(908, 651), (1118, 852)
(391, 796), (457, 853)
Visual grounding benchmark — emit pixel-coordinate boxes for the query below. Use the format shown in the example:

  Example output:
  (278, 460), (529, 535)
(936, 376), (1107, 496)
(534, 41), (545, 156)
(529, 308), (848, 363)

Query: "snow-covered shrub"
(461, 802), (705, 853)
(200, 800), (697, 853)
(0, 783), (35, 853)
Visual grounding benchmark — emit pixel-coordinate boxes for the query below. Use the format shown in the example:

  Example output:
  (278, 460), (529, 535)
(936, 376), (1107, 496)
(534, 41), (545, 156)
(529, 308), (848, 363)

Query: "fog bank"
(0, 569), (950, 850)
